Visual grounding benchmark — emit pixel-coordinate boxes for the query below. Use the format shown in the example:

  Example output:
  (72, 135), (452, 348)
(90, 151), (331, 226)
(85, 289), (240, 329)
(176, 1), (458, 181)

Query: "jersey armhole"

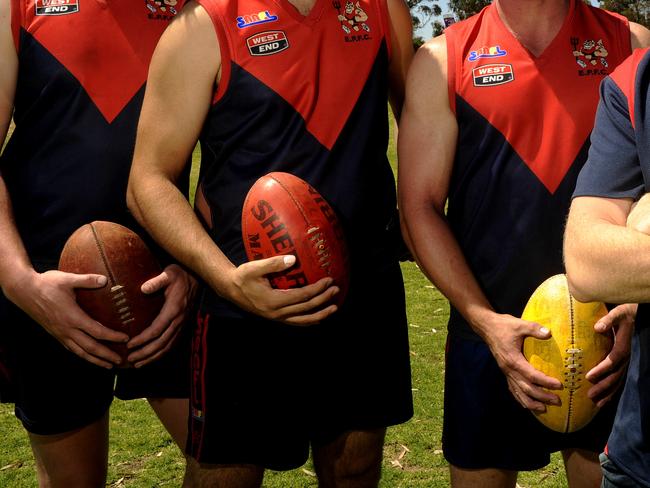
(196, 0), (232, 105)
(378, 0), (392, 61)
(211, 17), (232, 104)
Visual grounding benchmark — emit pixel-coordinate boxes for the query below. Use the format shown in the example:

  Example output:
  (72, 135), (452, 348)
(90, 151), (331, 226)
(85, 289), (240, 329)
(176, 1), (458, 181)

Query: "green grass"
(0, 117), (569, 487)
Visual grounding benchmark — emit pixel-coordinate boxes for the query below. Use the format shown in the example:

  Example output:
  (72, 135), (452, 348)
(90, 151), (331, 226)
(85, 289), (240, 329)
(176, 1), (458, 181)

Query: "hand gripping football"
(58, 221), (164, 364)
(242, 172), (349, 306)
(522, 274), (612, 433)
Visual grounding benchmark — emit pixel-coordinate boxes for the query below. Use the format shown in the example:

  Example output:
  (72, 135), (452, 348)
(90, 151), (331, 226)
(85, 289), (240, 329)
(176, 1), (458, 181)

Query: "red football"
(58, 221), (164, 365)
(242, 172), (349, 306)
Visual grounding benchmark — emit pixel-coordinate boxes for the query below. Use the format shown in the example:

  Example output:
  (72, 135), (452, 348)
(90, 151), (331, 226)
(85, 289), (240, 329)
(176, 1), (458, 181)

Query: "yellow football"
(522, 274), (612, 433)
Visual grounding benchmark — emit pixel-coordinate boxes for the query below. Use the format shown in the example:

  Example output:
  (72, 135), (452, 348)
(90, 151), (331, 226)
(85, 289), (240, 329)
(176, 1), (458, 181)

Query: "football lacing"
(563, 347), (584, 390)
(307, 226), (332, 271)
(111, 285), (135, 325)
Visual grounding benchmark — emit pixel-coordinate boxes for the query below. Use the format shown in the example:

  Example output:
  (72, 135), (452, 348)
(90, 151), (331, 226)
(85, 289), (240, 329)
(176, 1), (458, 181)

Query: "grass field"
(0, 120), (569, 487)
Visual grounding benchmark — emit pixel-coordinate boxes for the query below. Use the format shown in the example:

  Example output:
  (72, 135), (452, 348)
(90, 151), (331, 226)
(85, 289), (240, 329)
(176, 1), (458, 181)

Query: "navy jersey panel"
(573, 48), (650, 487)
(447, 96), (588, 338)
(2, 30), (143, 265)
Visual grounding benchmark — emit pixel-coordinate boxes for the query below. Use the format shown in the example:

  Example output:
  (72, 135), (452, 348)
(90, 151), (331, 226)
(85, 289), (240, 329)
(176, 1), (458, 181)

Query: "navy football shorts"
(442, 333), (618, 471)
(1, 294), (191, 436)
(187, 262), (414, 470)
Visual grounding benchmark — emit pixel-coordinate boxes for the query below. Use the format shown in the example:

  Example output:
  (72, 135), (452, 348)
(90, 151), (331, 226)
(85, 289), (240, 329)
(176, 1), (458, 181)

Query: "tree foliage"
(447, 0), (491, 20)
(600, 0), (650, 28)
(409, 0), (650, 43)
(408, 0), (442, 33)
(408, 0), (491, 39)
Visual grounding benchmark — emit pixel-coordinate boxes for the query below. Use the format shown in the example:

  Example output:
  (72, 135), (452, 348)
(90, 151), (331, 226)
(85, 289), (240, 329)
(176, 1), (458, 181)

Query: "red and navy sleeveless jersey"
(574, 48), (650, 486)
(444, 0), (630, 338)
(1, 0), (185, 269)
(195, 0), (401, 316)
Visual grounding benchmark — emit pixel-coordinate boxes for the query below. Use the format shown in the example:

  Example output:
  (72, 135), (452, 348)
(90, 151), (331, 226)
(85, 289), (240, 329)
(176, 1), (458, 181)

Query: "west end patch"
(246, 31), (289, 56)
(36, 0), (79, 15)
(472, 64), (514, 87)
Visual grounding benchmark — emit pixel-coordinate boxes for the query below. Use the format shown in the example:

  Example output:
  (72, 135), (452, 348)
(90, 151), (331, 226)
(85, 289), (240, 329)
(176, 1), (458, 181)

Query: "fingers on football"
(75, 311), (130, 343)
(520, 359), (562, 391)
(586, 348), (628, 383)
(128, 318), (184, 368)
(141, 271), (170, 294)
(267, 280), (338, 323)
(67, 273), (108, 289)
(587, 372), (623, 408)
(522, 320), (551, 340)
(64, 331), (123, 368)
(127, 296), (185, 348)
(509, 380), (551, 413)
(246, 255), (296, 276)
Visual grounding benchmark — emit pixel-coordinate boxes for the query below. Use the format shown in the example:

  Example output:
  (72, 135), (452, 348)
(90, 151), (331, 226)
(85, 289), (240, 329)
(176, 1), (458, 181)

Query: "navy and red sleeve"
(573, 51), (647, 200)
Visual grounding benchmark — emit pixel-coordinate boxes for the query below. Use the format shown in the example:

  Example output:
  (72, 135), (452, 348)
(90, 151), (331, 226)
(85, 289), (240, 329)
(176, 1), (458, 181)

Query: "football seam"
(90, 223), (117, 286)
(566, 292), (576, 433)
(271, 175), (335, 272)
(270, 175), (311, 227)
(89, 223), (136, 330)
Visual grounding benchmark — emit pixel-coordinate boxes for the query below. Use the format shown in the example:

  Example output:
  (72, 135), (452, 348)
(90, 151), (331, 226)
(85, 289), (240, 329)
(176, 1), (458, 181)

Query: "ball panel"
(522, 274), (611, 433)
(59, 221), (164, 365)
(242, 172), (349, 305)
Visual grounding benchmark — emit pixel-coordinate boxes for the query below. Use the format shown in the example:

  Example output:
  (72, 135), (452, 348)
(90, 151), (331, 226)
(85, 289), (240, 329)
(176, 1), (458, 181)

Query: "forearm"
(565, 200), (650, 303)
(402, 203), (499, 341)
(127, 2), (226, 298)
(0, 177), (37, 297)
(127, 172), (235, 299)
(0, 0), (23, 295)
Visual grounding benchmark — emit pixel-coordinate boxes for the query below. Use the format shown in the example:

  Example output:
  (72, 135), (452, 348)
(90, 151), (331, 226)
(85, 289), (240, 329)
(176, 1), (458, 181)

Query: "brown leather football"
(58, 221), (164, 365)
(242, 172), (349, 307)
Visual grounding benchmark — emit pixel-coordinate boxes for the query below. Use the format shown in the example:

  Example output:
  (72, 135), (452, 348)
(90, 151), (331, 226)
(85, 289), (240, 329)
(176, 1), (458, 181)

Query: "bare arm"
(630, 21), (650, 50)
(0, 0), (126, 368)
(565, 196), (650, 302)
(127, 2), (338, 325)
(398, 36), (562, 411)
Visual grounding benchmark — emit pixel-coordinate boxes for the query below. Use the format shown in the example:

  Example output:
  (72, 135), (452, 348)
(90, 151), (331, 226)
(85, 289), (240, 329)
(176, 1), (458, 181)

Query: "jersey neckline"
(489, 0), (576, 64)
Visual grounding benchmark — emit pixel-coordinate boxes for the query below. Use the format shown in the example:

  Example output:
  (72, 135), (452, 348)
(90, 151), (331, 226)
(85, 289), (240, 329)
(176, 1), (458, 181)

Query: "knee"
(317, 456), (382, 488)
(36, 464), (107, 488)
(314, 433), (384, 487)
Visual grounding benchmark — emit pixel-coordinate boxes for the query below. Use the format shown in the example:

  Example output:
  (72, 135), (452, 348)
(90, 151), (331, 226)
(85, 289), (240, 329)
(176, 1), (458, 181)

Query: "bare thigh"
(28, 411), (109, 488)
(147, 397), (189, 450)
(562, 448), (601, 488)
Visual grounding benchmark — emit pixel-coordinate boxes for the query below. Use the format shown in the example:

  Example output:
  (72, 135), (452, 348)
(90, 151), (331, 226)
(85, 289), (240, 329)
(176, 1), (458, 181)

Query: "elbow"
(125, 181), (137, 215)
(125, 175), (143, 223)
(398, 207), (415, 256)
(565, 267), (596, 303)
(564, 245), (601, 303)
(563, 214), (600, 302)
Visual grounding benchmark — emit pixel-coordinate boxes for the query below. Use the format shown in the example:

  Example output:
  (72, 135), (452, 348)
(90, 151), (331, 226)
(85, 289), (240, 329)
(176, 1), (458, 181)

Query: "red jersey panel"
(12, 0), (182, 122)
(200, 0), (390, 149)
(447, 0), (630, 193)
